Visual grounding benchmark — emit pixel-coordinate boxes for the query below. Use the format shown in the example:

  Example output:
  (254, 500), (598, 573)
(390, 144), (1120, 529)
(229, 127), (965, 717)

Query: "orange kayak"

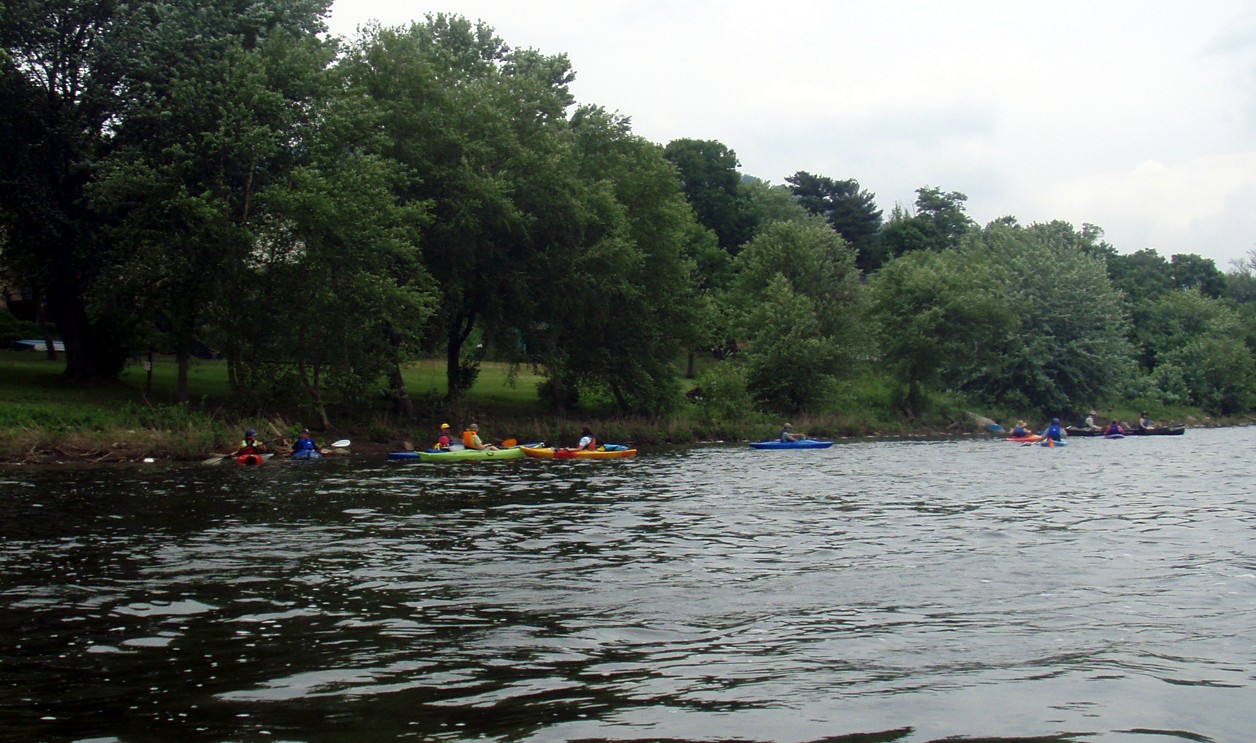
(520, 446), (637, 460)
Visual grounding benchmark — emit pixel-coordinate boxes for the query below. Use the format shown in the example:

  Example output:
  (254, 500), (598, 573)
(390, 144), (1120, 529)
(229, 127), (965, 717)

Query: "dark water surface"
(1, 428), (1254, 742)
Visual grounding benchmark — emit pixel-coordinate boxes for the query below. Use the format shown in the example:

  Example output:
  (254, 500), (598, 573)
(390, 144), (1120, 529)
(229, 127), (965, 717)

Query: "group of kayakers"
(229, 427), (321, 458)
(430, 423), (600, 452)
(1008, 409), (1159, 442)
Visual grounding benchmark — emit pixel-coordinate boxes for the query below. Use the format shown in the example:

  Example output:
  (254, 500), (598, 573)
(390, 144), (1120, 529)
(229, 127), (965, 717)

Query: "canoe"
(290, 449), (322, 461)
(1127, 425), (1186, 436)
(749, 439), (834, 449)
(1067, 425), (1185, 437)
(520, 446), (637, 460)
(388, 447), (526, 462)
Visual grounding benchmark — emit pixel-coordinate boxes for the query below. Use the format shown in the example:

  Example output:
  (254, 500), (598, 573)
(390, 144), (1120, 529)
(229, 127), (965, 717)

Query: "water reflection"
(1, 428), (1253, 741)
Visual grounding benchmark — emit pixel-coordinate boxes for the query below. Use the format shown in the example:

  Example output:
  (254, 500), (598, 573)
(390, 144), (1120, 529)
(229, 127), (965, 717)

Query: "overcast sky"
(327, 1), (1256, 268)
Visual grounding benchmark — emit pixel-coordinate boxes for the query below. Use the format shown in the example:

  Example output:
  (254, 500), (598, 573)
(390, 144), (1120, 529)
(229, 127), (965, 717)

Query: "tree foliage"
(786, 171), (884, 272)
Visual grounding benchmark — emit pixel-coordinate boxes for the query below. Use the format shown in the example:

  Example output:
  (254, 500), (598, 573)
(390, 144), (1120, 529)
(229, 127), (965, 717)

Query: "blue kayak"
(291, 449), (322, 461)
(749, 439), (834, 449)
(1040, 438), (1067, 447)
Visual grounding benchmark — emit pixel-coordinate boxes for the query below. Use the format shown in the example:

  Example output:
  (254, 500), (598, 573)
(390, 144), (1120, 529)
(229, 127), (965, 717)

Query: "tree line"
(3, 1), (1254, 426)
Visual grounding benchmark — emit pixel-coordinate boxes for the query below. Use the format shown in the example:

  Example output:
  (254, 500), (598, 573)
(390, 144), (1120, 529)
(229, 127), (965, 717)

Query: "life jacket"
(239, 439), (263, 455)
(582, 436), (598, 451)
(434, 434), (451, 450)
(463, 430), (476, 448)
(294, 437), (316, 451)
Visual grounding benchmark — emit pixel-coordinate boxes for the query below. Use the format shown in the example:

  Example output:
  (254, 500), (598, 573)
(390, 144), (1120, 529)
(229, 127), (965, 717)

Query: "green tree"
(0, 0), (136, 380)
(869, 250), (1013, 416)
(786, 171), (884, 272)
(1106, 248), (1174, 302)
(1169, 253), (1225, 298)
(90, 3), (335, 402)
(728, 218), (865, 413)
(950, 222), (1134, 413)
(529, 106), (700, 414)
(340, 15), (579, 402)
(663, 138), (748, 253)
(881, 186), (974, 259)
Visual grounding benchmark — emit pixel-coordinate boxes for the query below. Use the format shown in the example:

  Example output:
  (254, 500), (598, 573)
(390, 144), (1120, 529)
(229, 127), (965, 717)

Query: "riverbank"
(1, 411), (1241, 466)
(2, 351), (1243, 465)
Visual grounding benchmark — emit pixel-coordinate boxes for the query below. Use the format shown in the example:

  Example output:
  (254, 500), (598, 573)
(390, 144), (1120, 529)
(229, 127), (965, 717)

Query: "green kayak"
(389, 447), (526, 462)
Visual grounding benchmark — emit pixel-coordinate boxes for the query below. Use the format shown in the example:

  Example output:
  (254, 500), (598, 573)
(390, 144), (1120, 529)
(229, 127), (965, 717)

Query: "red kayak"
(236, 453), (266, 466)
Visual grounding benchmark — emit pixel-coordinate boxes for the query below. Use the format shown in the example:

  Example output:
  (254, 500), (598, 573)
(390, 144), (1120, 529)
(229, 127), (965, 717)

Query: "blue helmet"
(245, 428), (257, 436)
(1051, 418), (1059, 424)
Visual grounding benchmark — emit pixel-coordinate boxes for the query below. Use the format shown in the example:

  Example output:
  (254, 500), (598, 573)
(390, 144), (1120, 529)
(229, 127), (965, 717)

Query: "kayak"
(520, 446), (637, 459)
(236, 453), (267, 466)
(290, 449), (322, 461)
(388, 447), (526, 462)
(749, 439), (834, 449)
(1040, 438), (1067, 447)
(1004, 435), (1043, 443)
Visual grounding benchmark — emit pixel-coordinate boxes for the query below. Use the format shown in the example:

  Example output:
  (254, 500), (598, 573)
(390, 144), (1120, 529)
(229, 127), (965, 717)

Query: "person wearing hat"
(292, 428), (319, 455)
(433, 423), (454, 451)
(230, 427), (267, 457)
(462, 423), (499, 451)
(779, 422), (804, 443)
(1082, 410), (1102, 431)
(1010, 419), (1032, 437)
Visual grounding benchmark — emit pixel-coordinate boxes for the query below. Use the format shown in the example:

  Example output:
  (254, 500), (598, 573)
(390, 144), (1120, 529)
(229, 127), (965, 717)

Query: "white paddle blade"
(330, 439), (350, 448)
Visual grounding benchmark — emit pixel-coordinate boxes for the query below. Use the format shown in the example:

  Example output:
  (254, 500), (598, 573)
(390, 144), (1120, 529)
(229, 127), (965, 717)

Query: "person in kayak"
(1041, 418), (1066, 442)
(463, 423), (499, 451)
(433, 423), (454, 450)
(230, 428), (267, 457)
(570, 426), (597, 451)
(779, 423), (804, 442)
(293, 428), (318, 454)
(1010, 420), (1032, 437)
(1105, 420), (1125, 436)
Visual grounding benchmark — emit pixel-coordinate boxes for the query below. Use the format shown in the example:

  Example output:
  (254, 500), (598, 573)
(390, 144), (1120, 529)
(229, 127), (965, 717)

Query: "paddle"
(501, 438), (518, 448)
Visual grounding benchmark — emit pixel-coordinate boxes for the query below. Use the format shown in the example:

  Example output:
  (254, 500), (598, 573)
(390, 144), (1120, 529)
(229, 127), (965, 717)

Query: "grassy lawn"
(0, 351), (545, 419)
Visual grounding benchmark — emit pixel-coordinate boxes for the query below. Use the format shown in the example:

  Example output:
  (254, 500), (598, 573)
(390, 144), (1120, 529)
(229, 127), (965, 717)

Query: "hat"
(1051, 417), (1059, 423)
(301, 428), (311, 434)
(440, 423), (450, 429)
(1088, 410), (1096, 416)
(1016, 420), (1026, 427)
(245, 428), (257, 436)
(469, 423), (478, 430)
(783, 422), (793, 428)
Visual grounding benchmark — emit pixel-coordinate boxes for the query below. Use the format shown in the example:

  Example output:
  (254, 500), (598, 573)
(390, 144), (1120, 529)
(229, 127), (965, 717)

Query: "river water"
(1, 428), (1254, 742)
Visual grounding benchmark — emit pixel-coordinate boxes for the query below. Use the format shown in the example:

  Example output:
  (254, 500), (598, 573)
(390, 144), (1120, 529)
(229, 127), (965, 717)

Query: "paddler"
(230, 428), (267, 457)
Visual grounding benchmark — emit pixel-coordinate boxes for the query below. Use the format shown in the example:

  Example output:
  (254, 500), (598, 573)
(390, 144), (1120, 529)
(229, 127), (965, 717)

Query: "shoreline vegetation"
(1, 353), (1244, 465)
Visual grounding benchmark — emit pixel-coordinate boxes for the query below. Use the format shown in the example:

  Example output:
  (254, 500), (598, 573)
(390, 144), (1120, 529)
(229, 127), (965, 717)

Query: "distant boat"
(8, 339), (65, 352)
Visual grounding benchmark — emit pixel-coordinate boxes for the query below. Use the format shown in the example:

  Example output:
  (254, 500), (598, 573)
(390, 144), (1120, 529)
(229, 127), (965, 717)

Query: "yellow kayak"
(520, 446), (636, 460)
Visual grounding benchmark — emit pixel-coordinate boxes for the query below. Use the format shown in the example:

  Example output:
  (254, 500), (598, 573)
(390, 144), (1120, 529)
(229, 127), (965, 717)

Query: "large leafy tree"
(869, 250), (1013, 416)
(727, 218), (866, 413)
(528, 106), (700, 414)
(89, 1), (335, 402)
(881, 186), (974, 259)
(662, 138), (748, 254)
(786, 171), (884, 272)
(950, 222), (1134, 413)
(0, 0), (135, 380)
(339, 15), (578, 402)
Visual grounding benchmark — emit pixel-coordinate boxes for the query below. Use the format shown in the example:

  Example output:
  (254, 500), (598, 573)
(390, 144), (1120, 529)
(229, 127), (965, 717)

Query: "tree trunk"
(444, 311), (477, 401)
